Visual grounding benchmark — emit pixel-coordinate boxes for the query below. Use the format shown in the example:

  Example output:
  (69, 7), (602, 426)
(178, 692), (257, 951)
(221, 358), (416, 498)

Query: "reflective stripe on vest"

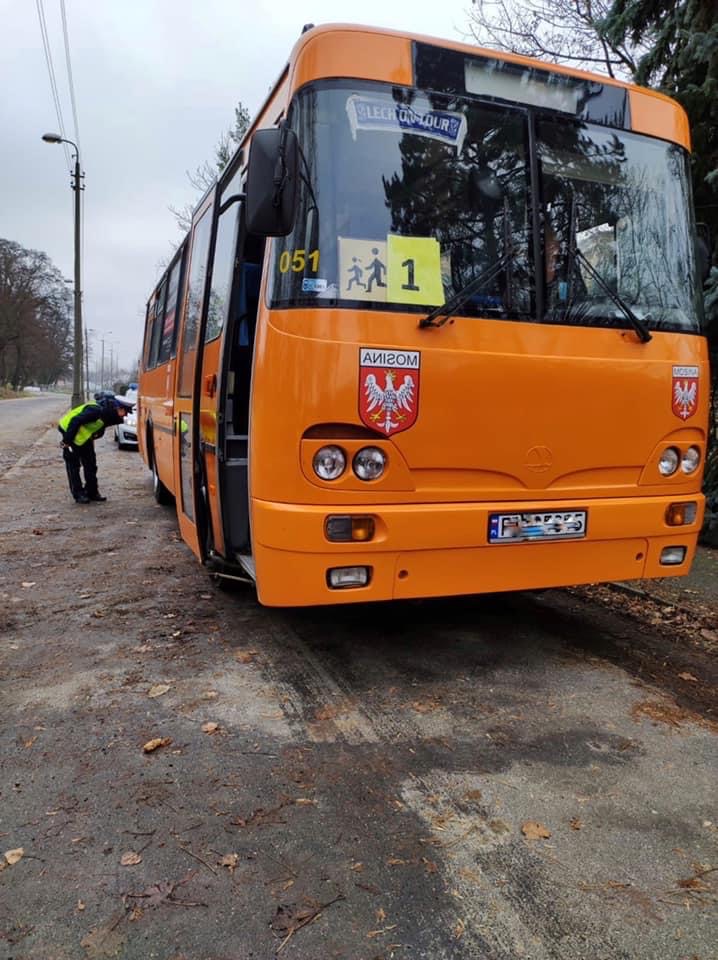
(58, 403), (104, 446)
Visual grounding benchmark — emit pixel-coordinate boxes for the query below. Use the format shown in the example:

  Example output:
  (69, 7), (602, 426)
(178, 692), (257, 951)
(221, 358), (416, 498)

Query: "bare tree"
(466, 0), (643, 79)
(0, 239), (72, 388)
(169, 102), (251, 234)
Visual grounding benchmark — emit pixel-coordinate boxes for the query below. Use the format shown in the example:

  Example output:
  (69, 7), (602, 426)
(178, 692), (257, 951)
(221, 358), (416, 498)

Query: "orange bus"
(139, 23), (709, 606)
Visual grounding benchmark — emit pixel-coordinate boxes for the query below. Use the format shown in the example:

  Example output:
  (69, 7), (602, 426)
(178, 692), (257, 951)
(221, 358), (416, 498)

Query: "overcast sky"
(1, 0), (471, 374)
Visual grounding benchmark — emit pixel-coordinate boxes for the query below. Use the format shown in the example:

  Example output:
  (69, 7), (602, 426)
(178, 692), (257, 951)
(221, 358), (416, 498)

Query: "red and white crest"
(359, 347), (420, 435)
(671, 365), (699, 420)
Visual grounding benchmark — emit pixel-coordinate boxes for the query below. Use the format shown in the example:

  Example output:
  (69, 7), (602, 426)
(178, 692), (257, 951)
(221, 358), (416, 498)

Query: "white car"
(114, 390), (138, 450)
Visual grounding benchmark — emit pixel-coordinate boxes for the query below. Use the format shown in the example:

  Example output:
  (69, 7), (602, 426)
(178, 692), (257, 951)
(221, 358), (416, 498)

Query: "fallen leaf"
(120, 851), (142, 866)
(521, 821), (551, 840)
(570, 817), (583, 831)
(454, 919), (466, 940)
(77, 900), (86, 911)
(21, 582), (36, 588)
(294, 798), (317, 806)
(678, 672), (698, 683)
(235, 649), (258, 663)
(201, 722), (219, 734)
(80, 911), (126, 957)
(463, 789), (483, 802)
(147, 683), (171, 698)
(201, 691), (219, 700)
(24, 736), (37, 749)
(31, 529), (44, 536)
(4, 848), (24, 865)
(376, 907), (387, 922)
(128, 906), (144, 922)
(219, 853), (239, 872)
(143, 737), (172, 753)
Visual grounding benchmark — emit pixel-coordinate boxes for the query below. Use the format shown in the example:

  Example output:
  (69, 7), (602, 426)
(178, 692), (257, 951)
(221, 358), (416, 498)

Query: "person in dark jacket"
(57, 393), (133, 503)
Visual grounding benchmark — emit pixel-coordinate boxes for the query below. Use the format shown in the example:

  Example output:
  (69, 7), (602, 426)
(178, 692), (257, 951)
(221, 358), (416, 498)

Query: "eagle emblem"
(671, 365), (699, 420)
(359, 348), (420, 435)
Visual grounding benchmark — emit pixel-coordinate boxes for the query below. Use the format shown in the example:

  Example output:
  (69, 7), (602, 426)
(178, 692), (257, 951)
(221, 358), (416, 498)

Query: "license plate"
(488, 510), (587, 544)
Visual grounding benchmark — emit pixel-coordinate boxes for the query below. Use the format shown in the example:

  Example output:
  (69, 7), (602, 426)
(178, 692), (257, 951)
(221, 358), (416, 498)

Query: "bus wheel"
(151, 454), (173, 505)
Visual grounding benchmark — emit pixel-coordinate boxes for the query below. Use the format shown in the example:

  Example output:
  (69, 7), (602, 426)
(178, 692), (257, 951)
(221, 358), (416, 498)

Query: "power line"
(35, 0), (72, 170)
(59, 0), (82, 153)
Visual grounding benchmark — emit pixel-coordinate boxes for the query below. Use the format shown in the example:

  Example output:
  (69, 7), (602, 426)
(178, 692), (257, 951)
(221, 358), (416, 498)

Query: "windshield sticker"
(359, 347), (420, 435)
(387, 235), (444, 307)
(301, 278), (328, 293)
(339, 238), (388, 302)
(346, 95), (467, 152)
(672, 365), (699, 420)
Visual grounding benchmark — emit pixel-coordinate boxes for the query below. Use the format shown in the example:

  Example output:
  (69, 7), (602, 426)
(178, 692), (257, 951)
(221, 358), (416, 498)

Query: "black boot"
(75, 493), (90, 504)
(88, 493), (107, 502)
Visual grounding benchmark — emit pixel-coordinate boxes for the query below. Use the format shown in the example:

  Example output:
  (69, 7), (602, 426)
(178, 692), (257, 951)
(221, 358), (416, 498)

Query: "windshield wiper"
(569, 246), (652, 344)
(566, 194), (651, 344)
(419, 248), (514, 329)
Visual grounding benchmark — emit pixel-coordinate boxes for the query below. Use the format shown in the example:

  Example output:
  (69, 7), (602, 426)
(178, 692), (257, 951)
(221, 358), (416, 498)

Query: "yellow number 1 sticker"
(387, 235), (444, 306)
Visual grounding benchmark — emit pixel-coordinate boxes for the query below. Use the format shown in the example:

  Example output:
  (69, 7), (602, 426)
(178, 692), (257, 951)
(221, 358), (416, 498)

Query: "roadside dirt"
(1, 413), (716, 960)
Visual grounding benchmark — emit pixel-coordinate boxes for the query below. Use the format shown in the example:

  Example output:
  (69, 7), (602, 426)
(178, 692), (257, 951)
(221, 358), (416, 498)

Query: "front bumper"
(251, 494), (705, 606)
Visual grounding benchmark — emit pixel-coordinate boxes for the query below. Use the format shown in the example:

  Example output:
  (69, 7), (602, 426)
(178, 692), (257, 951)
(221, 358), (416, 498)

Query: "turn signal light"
(325, 515), (375, 542)
(665, 502), (697, 526)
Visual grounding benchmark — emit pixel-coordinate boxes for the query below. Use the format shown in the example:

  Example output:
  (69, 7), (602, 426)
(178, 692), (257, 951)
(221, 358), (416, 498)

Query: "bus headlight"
(353, 446), (386, 481)
(313, 445), (346, 480)
(681, 446), (701, 474)
(658, 447), (680, 476)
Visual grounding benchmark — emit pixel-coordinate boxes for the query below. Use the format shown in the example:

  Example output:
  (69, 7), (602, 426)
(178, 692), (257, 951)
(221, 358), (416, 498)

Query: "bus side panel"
(139, 358), (177, 497)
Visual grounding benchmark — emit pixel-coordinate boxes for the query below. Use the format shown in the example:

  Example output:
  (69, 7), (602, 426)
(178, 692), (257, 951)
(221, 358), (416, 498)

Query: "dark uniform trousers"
(63, 442), (99, 500)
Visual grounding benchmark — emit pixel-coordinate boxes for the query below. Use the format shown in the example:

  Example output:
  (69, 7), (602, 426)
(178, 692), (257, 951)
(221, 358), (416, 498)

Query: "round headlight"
(681, 446), (701, 474)
(313, 445), (346, 481)
(353, 446), (386, 481)
(658, 447), (680, 476)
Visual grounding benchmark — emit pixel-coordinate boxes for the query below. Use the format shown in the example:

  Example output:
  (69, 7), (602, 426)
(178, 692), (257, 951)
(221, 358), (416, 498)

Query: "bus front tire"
(151, 455), (173, 506)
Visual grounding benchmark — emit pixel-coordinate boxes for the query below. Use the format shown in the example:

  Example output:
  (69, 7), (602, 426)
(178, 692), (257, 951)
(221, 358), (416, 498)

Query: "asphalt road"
(1, 406), (716, 960)
(0, 392), (69, 475)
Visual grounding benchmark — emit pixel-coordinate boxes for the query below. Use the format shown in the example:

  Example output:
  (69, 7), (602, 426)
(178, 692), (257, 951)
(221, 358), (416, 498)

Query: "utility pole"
(42, 132), (85, 406)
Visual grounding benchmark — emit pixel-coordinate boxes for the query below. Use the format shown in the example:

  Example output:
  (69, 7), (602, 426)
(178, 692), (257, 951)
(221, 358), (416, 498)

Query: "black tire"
(150, 447), (173, 505)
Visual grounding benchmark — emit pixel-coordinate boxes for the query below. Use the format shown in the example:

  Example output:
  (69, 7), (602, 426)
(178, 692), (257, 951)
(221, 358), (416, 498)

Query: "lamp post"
(42, 132), (84, 407)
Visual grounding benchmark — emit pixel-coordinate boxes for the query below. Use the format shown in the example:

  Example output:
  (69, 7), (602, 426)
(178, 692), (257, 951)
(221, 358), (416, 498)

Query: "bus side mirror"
(245, 124), (299, 237)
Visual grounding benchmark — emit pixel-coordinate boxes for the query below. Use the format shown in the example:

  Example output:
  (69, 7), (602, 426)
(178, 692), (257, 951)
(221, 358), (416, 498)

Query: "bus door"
(195, 194), (245, 561)
(174, 193), (215, 560)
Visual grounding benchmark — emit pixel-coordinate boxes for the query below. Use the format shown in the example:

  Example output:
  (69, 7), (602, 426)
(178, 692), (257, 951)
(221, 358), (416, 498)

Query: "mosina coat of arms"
(671, 365), (699, 420)
(358, 348), (420, 435)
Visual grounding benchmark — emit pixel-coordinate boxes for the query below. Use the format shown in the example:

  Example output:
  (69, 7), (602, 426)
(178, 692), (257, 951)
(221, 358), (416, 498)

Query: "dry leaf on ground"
(678, 672), (698, 683)
(219, 853), (239, 872)
(143, 737), (172, 753)
(120, 851), (142, 866)
(201, 722), (219, 734)
(147, 683), (171, 698)
(3, 848), (24, 865)
(235, 649), (258, 663)
(521, 821), (551, 840)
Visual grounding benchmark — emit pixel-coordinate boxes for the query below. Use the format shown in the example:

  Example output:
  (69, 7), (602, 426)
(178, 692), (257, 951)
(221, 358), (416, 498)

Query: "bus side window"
(147, 281), (167, 368)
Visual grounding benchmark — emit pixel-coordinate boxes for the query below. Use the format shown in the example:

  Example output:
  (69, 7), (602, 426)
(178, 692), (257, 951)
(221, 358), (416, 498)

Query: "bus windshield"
(539, 120), (701, 333)
(270, 80), (700, 334)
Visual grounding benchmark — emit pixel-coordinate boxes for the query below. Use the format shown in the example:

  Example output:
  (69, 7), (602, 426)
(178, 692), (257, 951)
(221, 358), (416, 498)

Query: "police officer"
(57, 392), (133, 503)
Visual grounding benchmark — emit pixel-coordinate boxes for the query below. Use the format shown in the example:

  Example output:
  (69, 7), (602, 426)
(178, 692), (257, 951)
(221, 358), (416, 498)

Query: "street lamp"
(42, 132), (84, 407)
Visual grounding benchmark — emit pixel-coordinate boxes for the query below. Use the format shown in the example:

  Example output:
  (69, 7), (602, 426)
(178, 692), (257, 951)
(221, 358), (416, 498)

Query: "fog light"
(327, 566), (371, 589)
(665, 502), (697, 526)
(313, 445), (346, 480)
(681, 446), (701, 474)
(325, 515), (375, 542)
(658, 447), (680, 476)
(353, 446), (386, 481)
(660, 546), (687, 565)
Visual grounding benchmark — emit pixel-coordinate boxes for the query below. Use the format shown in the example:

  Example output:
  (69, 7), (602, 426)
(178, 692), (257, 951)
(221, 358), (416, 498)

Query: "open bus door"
(174, 185), (259, 571)
(173, 193), (215, 561)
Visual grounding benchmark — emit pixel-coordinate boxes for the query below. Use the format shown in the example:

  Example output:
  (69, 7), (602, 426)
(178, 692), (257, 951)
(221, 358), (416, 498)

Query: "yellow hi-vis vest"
(58, 403), (104, 447)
